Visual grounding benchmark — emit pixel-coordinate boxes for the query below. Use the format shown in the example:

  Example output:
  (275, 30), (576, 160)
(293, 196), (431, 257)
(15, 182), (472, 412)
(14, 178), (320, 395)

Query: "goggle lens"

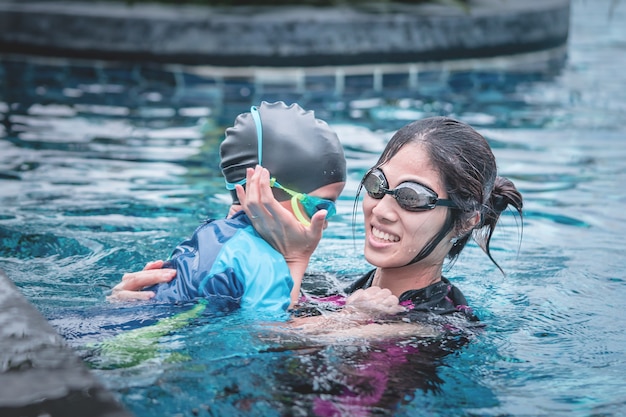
(363, 170), (386, 199)
(301, 197), (337, 219)
(394, 186), (436, 209)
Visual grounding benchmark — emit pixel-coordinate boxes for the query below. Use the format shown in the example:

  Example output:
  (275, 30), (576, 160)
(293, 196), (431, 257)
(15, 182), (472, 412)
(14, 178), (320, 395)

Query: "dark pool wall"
(0, 0), (570, 67)
(0, 269), (133, 417)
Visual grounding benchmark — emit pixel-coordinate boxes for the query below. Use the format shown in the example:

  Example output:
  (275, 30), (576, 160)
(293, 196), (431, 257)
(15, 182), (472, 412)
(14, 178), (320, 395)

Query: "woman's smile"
(371, 226), (400, 243)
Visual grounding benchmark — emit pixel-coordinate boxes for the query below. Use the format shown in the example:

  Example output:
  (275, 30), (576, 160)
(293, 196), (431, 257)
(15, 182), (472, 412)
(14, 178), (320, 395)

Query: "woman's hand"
(287, 287), (404, 334)
(345, 286), (406, 316)
(106, 260), (176, 302)
(235, 166), (326, 279)
(284, 288), (417, 339)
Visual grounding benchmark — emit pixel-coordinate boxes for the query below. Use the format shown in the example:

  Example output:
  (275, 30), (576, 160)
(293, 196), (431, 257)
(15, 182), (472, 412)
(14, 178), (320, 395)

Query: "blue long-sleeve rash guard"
(147, 211), (294, 312)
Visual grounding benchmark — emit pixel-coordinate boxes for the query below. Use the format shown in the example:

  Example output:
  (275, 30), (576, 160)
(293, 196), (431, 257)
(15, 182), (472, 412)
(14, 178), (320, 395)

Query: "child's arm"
(236, 166), (326, 309)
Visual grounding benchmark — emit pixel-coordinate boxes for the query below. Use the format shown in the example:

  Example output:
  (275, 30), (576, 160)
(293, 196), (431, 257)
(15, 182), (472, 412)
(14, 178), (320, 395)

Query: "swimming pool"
(1, 0), (625, 416)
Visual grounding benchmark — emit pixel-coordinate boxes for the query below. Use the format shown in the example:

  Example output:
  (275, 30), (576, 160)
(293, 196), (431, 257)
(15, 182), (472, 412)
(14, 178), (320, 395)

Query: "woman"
(237, 116), (523, 326)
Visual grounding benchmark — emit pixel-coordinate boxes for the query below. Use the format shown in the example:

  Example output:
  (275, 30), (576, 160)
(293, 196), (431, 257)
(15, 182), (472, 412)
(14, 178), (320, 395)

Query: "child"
(144, 101), (346, 312)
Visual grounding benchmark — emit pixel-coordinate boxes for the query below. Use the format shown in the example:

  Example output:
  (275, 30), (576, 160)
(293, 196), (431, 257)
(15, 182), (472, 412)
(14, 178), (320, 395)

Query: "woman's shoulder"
(399, 277), (478, 321)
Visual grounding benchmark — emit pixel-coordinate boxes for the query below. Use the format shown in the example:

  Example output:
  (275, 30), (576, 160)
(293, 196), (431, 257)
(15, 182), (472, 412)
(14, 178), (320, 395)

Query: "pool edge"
(0, 268), (134, 417)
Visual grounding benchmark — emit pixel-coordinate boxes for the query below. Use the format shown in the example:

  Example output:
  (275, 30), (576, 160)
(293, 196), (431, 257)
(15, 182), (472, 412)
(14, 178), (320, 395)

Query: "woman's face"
(362, 142), (452, 269)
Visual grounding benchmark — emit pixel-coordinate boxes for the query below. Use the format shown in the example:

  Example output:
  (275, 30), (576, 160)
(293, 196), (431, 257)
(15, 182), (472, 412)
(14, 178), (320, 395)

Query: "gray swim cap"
(220, 101), (346, 203)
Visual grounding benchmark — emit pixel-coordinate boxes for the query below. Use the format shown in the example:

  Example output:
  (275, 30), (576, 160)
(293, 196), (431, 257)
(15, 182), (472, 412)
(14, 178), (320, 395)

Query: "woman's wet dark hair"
(356, 116), (523, 272)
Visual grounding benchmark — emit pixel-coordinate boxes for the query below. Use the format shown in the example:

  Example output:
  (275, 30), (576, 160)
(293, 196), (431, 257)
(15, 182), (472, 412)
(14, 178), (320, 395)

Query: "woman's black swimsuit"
(345, 269), (479, 322)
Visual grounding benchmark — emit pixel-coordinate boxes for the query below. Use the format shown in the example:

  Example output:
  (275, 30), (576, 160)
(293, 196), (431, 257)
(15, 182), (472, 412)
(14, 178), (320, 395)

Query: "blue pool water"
(1, 0), (626, 416)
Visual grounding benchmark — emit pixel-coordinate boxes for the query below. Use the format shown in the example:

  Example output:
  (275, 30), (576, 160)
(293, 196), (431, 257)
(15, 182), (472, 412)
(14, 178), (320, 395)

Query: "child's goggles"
(270, 178), (337, 226)
(362, 168), (458, 212)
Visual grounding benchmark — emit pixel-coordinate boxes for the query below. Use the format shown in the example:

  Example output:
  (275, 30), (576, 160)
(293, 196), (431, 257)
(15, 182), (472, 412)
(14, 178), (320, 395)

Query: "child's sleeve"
(147, 221), (246, 303)
(147, 219), (293, 313)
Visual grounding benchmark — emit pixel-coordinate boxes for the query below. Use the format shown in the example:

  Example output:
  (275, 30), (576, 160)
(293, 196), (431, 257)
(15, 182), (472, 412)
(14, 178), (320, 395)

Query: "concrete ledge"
(0, 269), (133, 417)
(0, 0), (570, 67)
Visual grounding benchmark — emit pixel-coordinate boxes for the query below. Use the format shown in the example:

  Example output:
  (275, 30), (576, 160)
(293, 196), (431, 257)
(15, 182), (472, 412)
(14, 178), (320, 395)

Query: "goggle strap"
(273, 177), (334, 225)
(436, 199), (458, 208)
(224, 105), (263, 190)
(225, 177), (246, 191)
(291, 197), (311, 227)
(250, 105), (263, 166)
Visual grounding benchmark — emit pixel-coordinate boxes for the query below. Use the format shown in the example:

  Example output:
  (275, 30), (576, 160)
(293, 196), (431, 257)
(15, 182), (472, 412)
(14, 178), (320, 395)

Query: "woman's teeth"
(372, 227), (399, 242)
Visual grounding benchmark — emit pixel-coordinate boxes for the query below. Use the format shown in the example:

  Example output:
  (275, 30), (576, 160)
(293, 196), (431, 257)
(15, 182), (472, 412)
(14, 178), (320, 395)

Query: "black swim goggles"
(362, 168), (458, 212)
